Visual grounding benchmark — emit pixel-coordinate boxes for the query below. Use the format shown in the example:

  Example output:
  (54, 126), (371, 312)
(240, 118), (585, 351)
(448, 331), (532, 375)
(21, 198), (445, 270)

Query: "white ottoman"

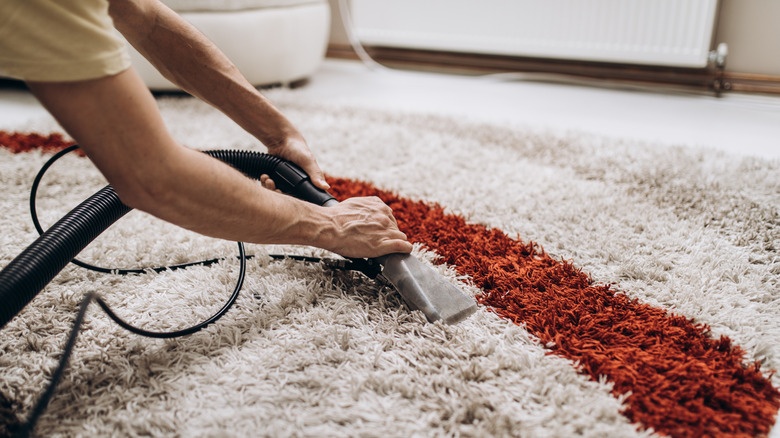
(127, 0), (330, 90)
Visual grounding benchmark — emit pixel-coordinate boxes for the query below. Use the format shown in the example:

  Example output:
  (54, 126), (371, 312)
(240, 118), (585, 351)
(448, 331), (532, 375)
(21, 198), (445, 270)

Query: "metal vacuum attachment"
(318, 199), (476, 325)
(376, 252), (476, 324)
(0, 150), (476, 329)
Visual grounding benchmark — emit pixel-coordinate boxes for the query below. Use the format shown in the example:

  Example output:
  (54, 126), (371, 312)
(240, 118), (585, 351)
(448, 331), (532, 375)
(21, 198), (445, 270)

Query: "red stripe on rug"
(326, 177), (779, 438)
(0, 131), (74, 154)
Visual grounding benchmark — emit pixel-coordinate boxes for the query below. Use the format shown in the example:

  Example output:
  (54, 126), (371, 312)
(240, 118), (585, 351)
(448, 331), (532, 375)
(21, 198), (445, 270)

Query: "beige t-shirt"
(0, 0), (131, 81)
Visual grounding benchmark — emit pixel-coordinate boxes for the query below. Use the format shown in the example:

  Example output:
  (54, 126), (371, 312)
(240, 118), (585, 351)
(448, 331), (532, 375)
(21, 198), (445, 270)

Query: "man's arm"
(106, 0), (328, 189)
(27, 68), (411, 258)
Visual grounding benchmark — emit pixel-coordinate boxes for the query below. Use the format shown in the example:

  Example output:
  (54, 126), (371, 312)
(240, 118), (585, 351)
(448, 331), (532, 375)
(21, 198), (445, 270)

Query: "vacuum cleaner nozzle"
(377, 253), (477, 324)
(317, 193), (476, 325)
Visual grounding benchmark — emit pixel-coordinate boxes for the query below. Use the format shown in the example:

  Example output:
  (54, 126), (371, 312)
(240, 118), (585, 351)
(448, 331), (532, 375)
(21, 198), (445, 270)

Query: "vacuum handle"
(270, 161), (335, 206)
(202, 150), (335, 206)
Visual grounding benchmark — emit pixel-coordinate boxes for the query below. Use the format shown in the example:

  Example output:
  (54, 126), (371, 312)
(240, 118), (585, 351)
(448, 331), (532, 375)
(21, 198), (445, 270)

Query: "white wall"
(327, 0), (350, 46)
(714, 0), (780, 76)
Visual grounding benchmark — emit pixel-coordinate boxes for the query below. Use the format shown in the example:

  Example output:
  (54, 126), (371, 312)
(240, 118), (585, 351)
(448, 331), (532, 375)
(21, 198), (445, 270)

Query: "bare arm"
(27, 68), (411, 258)
(26, 0), (411, 257)
(107, 0), (328, 188)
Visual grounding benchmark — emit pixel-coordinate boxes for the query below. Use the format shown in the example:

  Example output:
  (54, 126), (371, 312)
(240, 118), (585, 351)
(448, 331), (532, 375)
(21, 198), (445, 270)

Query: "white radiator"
(351, 0), (720, 68)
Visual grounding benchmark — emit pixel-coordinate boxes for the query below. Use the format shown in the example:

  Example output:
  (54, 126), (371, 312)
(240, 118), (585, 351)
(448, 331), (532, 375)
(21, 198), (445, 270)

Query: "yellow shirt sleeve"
(0, 0), (131, 82)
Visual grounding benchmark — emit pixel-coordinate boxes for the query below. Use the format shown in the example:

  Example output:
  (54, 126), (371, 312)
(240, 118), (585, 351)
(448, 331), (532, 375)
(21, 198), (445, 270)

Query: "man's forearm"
(108, 0), (295, 148)
(27, 68), (411, 258)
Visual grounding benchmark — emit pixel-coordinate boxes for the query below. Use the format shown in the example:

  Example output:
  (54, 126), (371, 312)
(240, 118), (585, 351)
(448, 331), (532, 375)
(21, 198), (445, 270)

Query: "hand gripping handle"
(270, 160), (336, 206)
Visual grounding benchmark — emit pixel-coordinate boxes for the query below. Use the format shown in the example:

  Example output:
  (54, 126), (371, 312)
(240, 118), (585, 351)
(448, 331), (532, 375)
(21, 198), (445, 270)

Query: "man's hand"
(265, 133), (330, 190)
(258, 163), (412, 258)
(316, 197), (413, 259)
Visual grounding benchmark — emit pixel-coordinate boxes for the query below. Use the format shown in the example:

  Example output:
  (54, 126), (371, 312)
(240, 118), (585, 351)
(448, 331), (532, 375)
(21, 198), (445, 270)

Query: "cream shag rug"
(0, 90), (778, 437)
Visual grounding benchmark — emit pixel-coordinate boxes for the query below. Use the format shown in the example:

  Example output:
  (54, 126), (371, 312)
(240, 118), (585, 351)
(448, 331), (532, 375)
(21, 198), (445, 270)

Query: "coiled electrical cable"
(28, 144), (247, 338)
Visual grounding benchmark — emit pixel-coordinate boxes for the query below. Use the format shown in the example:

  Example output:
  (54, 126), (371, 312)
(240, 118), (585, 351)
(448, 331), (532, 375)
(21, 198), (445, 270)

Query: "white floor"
(298, 60), (780, 160)
(1, 58), (780, 160)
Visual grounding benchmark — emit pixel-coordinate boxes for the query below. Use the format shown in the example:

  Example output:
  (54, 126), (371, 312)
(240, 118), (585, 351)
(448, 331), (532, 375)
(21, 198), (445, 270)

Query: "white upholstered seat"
(127, 0), (330, 90)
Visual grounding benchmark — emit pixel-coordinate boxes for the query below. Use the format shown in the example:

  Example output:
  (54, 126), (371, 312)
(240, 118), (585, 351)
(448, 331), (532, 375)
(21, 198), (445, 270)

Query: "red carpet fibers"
(2, 132), (779, 437)
(0, 131), (74, 154)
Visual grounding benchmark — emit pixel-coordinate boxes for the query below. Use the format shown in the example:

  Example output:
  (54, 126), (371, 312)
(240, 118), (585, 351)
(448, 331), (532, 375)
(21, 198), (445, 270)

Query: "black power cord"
(29, 144), (248, 339)
(13, 292), (95, 438)
(13, 145), (381, 437)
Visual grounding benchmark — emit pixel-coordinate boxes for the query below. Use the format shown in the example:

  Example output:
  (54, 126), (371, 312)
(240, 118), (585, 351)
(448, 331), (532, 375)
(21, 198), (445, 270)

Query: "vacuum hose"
(0, 150), (334, 330)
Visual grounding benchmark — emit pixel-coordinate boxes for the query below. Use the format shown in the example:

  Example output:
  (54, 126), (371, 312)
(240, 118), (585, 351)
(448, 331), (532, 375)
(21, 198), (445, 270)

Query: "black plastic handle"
(270, 160), (336, 206)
